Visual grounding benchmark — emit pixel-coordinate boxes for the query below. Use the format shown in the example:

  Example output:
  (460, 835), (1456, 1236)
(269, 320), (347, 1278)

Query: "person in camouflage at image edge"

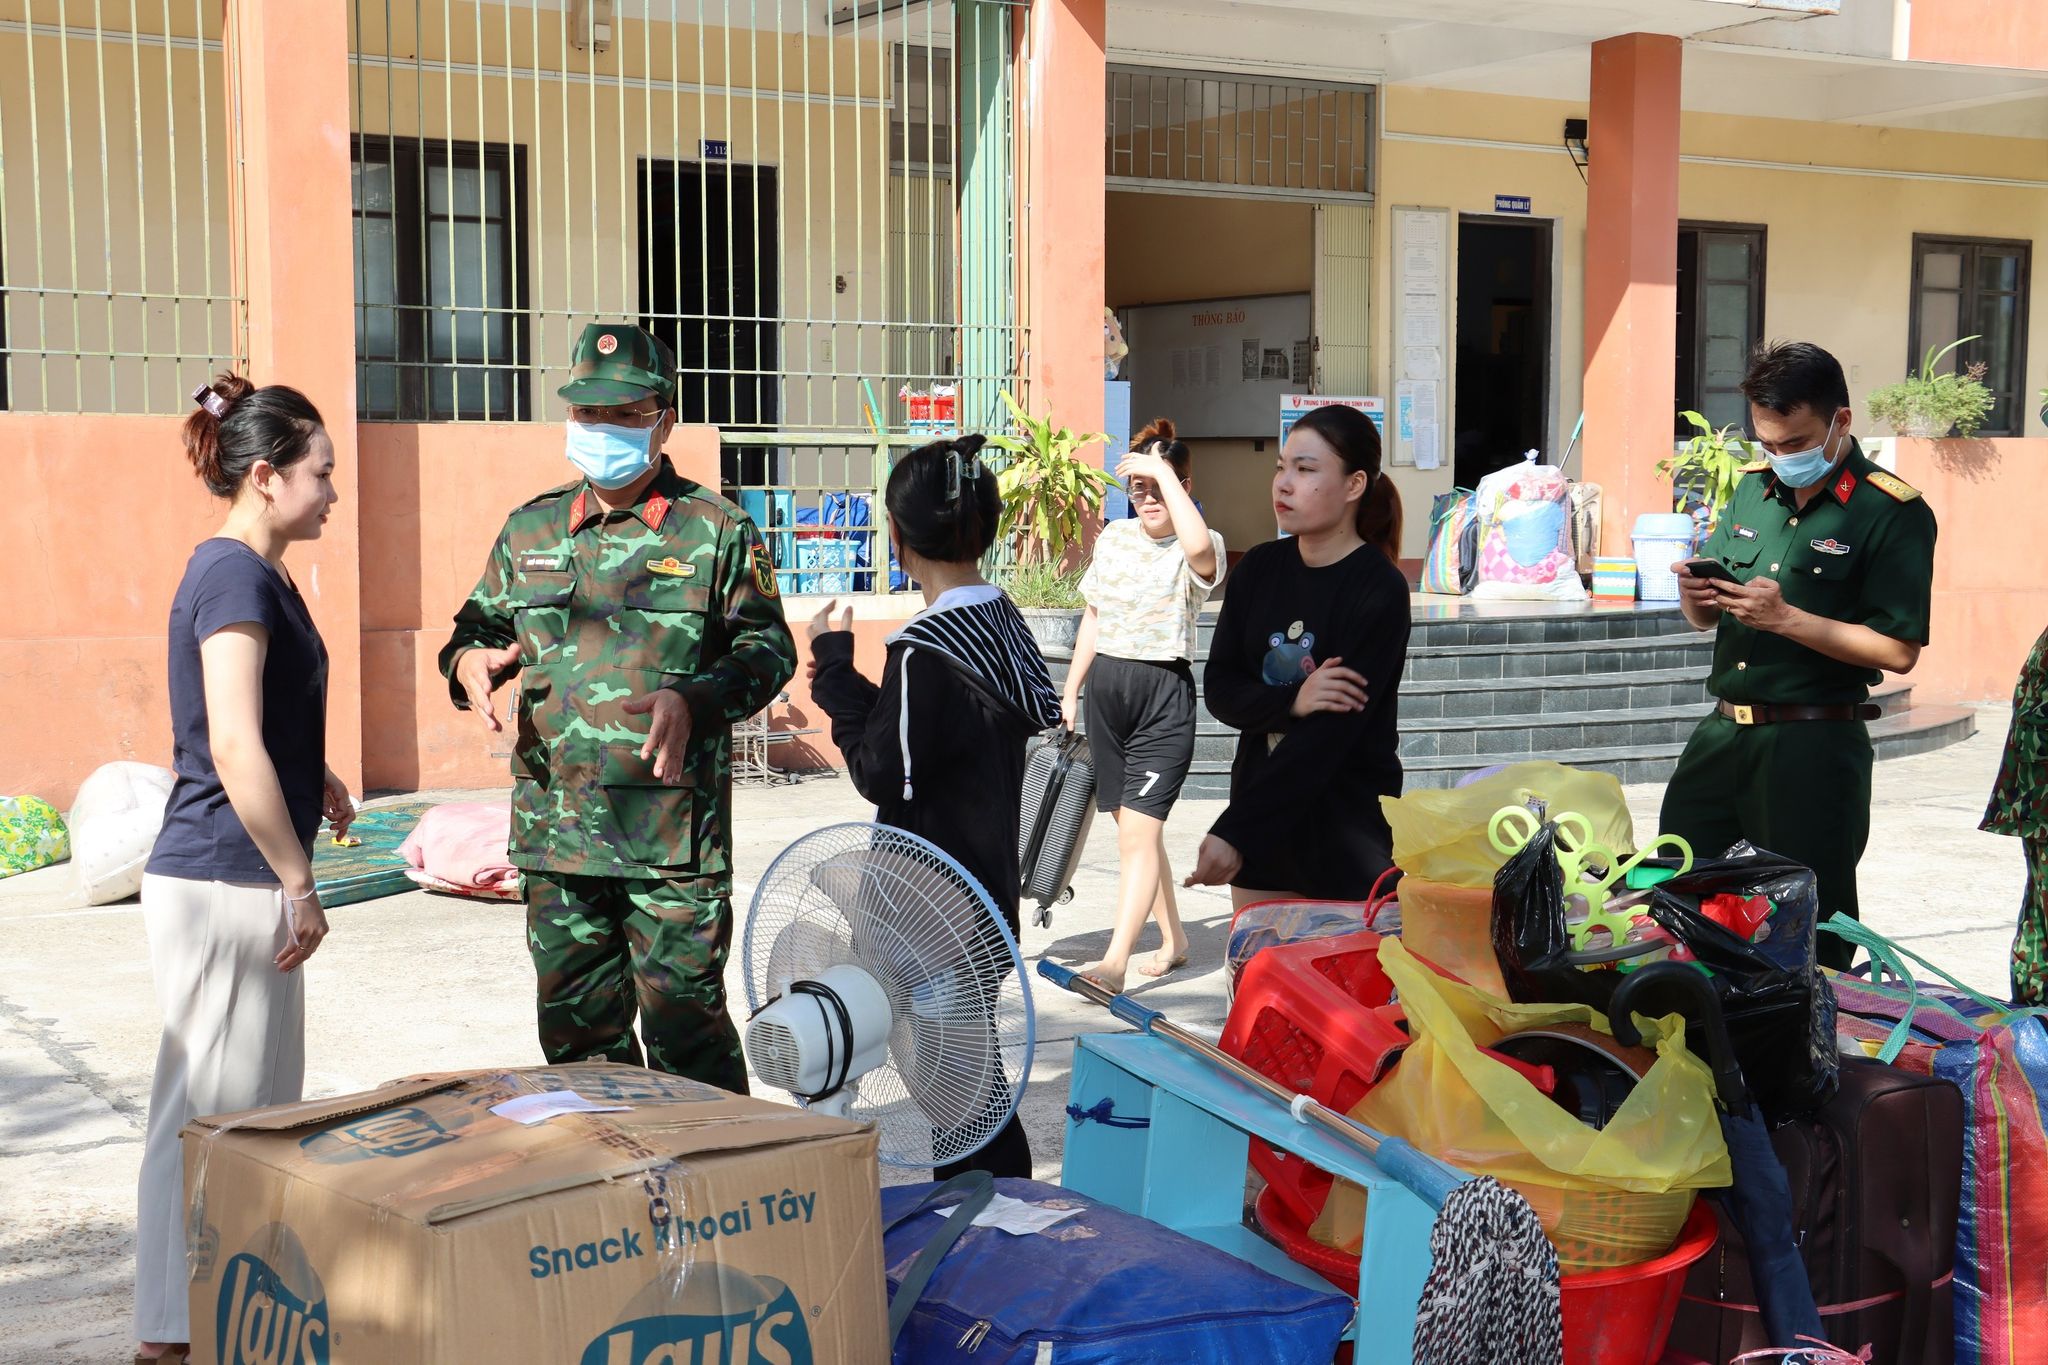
(440, 322), (796, 1090)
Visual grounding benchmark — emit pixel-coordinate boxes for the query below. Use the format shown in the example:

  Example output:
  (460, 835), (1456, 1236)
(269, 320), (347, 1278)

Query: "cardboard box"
(182, 1062), (887, 1364)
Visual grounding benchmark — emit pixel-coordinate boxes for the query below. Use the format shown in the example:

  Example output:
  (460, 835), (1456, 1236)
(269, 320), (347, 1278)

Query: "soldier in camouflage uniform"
(439, 323), (796, 1091)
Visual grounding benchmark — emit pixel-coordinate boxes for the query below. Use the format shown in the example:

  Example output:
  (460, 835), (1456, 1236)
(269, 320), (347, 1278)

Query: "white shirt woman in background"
(1063, 419), (1225, 990)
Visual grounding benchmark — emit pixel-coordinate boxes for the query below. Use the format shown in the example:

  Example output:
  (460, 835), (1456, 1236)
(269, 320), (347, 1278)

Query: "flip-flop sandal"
(1135, 951), (1189, 979)
(135, 1351), (189, 1365)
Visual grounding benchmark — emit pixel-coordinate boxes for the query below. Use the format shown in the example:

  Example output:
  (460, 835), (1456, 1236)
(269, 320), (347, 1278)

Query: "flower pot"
(1017, 608), (1082, 660)
(1899, 414), (1954, 439)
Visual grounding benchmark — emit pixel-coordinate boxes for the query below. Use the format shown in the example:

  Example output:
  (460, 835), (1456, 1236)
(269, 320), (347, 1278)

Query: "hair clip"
(191, 384), (232, 420)
(945, 449), (983, 503)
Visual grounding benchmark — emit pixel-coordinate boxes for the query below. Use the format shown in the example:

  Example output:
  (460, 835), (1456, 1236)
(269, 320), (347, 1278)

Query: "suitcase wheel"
(1059, 887), (1075, 904)
(1033, 906), (1053, 929)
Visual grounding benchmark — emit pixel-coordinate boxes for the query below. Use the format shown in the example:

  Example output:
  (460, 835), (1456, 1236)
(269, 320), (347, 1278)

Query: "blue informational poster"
(1278, 394), (1383, 447)
(1103, 379), (1132, 521)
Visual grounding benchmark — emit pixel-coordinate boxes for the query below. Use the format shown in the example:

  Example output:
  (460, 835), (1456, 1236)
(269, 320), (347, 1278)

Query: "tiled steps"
(1048, 604), (1974, 798)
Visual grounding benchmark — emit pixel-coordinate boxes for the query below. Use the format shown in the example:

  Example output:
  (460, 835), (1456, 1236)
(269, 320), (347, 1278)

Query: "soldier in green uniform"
(440, 323), (796, 1089)
(1661, 341), (1937, 972)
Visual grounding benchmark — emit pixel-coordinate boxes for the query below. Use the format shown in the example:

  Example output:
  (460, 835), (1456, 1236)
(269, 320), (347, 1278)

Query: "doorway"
(1453, 216), (1553, 490)
(637, 159), (780, 485)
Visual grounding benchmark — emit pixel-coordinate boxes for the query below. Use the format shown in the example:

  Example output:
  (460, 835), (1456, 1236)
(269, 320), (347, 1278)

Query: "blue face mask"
(1765, 413), (1845, 489)
(564, 420), (658, 489)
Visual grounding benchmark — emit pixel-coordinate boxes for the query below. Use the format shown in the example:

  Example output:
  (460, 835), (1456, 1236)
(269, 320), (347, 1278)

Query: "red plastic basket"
(1220, 930), (1408, 1227)
(1255, 1186), (1719, 1365)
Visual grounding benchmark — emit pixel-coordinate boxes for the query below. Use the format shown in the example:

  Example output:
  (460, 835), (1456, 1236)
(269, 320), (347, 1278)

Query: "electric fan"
(742, 823), (1036, 1169)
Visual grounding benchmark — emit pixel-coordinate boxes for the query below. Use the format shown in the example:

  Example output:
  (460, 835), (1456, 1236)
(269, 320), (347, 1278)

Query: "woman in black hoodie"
(806, 433), (1063, 1179)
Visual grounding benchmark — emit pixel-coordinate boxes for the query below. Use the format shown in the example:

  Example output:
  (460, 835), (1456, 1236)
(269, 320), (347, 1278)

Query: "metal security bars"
(346, 1), (1028, 435)
(1106, 66), (1374, 202)
(0, 5), (245, 414)
(348, 0), (1031, 594)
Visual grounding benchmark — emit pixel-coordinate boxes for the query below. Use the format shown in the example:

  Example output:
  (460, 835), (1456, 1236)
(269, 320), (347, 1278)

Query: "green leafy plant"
(1866, 336), (1996, 438)
(998, 557), (1088, 610)
(1656, 410), (1754, 529)
(986, 390), (1112, 566)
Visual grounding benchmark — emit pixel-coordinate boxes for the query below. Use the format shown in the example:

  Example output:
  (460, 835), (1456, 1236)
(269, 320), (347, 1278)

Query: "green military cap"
(557, 323), (678, 407)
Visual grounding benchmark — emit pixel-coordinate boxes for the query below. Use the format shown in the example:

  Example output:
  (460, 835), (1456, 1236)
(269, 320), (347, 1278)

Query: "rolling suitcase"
(1670, 1057), (1964, 1364)
(1017, 728), (1096, 928)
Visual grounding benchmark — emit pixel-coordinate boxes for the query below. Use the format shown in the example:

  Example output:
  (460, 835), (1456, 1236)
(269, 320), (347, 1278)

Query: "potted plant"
(1656, 410), (1754, 537)
(986, 391), (1111, 656)
(1866, 336), (1996, 438)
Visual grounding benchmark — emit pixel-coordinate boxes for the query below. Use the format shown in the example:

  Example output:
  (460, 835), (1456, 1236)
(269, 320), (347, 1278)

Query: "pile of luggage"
(1218, 759), (2040, 1365)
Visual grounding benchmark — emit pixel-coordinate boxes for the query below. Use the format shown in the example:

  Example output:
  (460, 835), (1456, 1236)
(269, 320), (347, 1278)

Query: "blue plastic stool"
(1061, 1031), (1437, 1359)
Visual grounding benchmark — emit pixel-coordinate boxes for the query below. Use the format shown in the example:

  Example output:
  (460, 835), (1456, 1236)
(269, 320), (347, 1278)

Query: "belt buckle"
(1731, 704), (1756, 726)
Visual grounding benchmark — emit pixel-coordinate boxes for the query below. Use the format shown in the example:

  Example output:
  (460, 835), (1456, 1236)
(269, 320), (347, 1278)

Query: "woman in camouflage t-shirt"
(1064, 418), (1225, 990)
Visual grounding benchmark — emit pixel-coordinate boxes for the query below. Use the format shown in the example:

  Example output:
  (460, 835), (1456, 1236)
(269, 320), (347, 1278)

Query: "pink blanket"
(399, 802), (520, 898)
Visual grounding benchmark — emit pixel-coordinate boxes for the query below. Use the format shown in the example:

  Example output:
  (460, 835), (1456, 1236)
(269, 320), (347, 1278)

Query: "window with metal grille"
(1909, 235), (2031, 437)
(1106, 67), (1373, 200)
(1675, 224), (1766, 436)
(352, 138), (531, 422)
(893, 44), (952, 172)
(0, 7), (243, 414)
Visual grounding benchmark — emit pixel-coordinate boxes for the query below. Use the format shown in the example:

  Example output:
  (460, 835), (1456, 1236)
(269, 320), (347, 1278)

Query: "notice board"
(1122, 292), (1313, 439)
(1390, 207), (1449, 470)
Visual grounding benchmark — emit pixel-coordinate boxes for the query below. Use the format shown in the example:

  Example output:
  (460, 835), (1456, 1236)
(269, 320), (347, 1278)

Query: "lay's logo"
(581, 1269), (812, 1365)
(297, 1105), (461, 1163)
(215, 1249), (330, 1365)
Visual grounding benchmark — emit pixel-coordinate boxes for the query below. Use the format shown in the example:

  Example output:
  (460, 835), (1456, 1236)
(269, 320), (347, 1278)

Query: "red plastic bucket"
(1255, 1188), (1719, 1365)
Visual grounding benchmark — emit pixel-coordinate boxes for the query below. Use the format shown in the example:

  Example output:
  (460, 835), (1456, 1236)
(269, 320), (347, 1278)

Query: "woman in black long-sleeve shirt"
(1186, 403), (1410, 904)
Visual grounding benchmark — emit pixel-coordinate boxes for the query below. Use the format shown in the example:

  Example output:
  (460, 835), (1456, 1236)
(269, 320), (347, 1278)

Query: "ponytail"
(1358, 471), (1403, 562)
(182, 372), (324, 500)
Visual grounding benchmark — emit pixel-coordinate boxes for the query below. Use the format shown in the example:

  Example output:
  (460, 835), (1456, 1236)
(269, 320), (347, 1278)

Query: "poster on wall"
(1122, 292), (1314, 439)
(1390, 207), (1449, 470)
(1280, 394), (1384, 447)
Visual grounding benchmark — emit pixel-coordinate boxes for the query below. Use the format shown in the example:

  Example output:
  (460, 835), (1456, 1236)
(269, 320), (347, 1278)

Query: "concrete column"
(1021, 0), (1105, 444)
(227, 0), (364, 787)
(1582, 32), (1682, 544)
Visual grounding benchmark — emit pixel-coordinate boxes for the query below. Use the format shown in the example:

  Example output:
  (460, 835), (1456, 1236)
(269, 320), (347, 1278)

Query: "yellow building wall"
(1106, 189), (1313, 559)
(0, 0), (935, 441)
(1375, 85), (2048, 557)
(0, 8), (237, 413)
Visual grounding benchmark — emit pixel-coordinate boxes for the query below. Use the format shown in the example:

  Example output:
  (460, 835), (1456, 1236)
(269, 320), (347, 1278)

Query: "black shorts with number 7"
(1084, 655), (1197, 820)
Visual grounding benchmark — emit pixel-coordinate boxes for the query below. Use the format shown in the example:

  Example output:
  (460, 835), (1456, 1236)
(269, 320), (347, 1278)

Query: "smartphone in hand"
(1684, 557), (1741, 584)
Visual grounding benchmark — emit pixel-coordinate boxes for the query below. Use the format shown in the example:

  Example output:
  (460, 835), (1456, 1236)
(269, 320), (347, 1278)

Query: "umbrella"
(1611, 965), (1827, 1355)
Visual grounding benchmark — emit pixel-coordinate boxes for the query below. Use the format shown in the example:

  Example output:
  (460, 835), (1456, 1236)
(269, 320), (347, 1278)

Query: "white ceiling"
(1107, 0), (2048, 139)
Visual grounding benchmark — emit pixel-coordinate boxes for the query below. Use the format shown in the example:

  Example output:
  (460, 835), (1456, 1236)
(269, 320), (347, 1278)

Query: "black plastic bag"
(1491, 824), (1838, 1121)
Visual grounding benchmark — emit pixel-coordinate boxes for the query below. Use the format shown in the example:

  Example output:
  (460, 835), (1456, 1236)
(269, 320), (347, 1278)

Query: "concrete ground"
(0, 711), (2024, 1362)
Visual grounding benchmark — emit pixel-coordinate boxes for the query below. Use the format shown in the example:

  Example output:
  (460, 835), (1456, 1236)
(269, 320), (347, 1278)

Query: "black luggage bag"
(1669, 1056), (1964, 1364)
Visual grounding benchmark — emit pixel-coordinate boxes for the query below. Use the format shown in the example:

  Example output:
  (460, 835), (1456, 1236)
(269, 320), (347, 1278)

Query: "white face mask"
(564, 420), (657, 489)
(1764, 412), (1845, 489)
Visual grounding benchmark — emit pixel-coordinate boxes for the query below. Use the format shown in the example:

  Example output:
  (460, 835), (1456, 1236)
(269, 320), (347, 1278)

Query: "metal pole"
(1035, 960), (1465, 1212)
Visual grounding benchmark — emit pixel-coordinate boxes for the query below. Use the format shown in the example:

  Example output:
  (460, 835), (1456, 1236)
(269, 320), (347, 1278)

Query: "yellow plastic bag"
(1310, 939), (1729, 1271)
(1379, 760), (1635, 888)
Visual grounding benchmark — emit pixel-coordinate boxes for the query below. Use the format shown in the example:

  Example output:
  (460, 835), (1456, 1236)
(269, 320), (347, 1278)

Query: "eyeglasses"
(571, 404), (667, 428)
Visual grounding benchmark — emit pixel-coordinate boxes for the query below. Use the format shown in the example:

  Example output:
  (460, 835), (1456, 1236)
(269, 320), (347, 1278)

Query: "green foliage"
(998, 557), (1087, 609)
(1866, 336), (1997, 438)
(986, 390), (1113, 566)
(1655, 410), (1754, 528)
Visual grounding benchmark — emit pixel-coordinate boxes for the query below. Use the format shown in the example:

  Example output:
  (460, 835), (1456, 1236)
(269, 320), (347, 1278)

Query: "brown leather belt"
(1717, 700), (1882, 725)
